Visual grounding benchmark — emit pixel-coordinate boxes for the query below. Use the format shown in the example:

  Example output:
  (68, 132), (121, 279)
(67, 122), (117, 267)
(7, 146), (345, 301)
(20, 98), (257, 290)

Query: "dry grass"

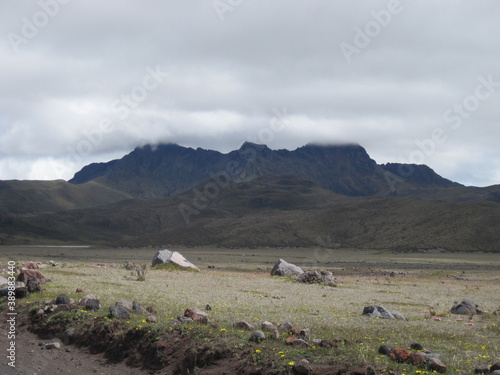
(15, 257), (500, 374)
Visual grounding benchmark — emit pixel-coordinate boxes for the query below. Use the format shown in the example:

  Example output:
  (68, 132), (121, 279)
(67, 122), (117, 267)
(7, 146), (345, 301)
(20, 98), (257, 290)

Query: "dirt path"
(0, 310), (151, 375)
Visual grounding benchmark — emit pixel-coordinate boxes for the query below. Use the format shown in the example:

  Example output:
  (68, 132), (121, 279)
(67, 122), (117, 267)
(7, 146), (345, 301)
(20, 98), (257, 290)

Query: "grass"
(2, 247), (499, 373)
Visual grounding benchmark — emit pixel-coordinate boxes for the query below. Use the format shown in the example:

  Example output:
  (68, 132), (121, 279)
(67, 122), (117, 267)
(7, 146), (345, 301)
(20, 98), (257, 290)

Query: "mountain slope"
(4, 175), (499, 251)
(69, 142), (461, 199)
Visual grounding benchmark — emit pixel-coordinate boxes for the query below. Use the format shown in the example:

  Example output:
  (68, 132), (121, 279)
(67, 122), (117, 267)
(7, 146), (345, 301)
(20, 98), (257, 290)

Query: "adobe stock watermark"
(178, 108), (290, 225)
(5, 261), (17, 368)
(7, 0), (72, 53)
(213, 0), (244, 21)
(339, 0), (405, 63)
(385, 74), (500, 191)
(50, 65), (168, 178)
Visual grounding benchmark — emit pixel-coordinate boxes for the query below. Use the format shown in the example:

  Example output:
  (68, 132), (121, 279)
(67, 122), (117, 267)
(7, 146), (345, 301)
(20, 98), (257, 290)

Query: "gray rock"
(492, 363), (500, 372)
(152, 249), (200, 271)
(146, 315), (158, 323)
(55, 294), (71, 305)
(390, 310), (406, 320)
(491, 371), (500, 375)
(428, 358), (447, 373)
(115, 300), (133, 311)
(0, 276), (9, 286)
(474, 366), (490, 374)
(85, 299), (100, 311)
(78, 294), (96, 305)
(299, 329), (311, 338)
(249, 330), (265, 343)
(378, 344), (393, 355)
(110, 305), (130, 319)
(410, 342), (423, 351)
(294, 359), (311, 374)
(261, 321), (277, 332)
(278, 321), (293, 332)
(132, 301), (148, 314)
(234, 321), (254, 331)
(45, 342), (61, 350)
(296, 270), (338, 285)
(451, 299), (482, 315)
(424, 353), (441, 361)
(362, 305), (395, 319)
(270, 259), (304, 277)
(184, 307), (209, 323)
(292, 339), (310, 348)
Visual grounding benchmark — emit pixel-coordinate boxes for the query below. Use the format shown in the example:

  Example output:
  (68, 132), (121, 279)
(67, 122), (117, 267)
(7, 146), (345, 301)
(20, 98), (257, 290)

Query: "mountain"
(69, 142), (460, 199)
(3, 175), (500, 251)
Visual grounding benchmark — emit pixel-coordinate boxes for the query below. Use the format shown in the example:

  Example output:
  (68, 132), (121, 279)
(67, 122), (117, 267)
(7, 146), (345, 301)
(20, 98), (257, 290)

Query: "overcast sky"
(1, 1), (499, 186)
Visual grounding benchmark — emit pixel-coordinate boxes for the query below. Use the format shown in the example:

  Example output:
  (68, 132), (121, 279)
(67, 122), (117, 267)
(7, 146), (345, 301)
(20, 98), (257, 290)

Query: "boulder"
(184, 307), (209, 323)
(408, 352), (426, 366)
(451, 300), (482, 315)
(294, 359), (311, 374)
(146, 315), (158, 323)
(362, 306), (395, 319)
(55, 294), (71, 305)
(17, 269), (46, 284)
(278, 321), (293, 332)
(261, 321), (277, 332)
(270, 259), (304, 277)
(249, 330), (265, 343)
(85, 299), (100, 311)
(389, 348), (410, 363)
(110, 306), (130, 319)
(234, 321), (254, 331)
(132, 301), (148, 314)
(115, 300), (133, 311)
(428, 358), (447, 373)
(378, 344), (393, 355)
(152, 249), (200, 271)
(296, 270), (338, 285)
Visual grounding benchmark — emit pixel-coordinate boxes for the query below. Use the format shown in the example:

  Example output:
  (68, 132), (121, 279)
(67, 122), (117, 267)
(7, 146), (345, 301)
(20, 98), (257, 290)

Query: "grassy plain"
(2, 246), (499, 373)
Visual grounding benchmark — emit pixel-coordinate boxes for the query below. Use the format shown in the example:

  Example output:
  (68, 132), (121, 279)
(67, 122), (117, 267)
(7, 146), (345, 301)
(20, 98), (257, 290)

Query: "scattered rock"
(45, 342), (61, 350)
(75, 288), (84, 293)
(285, 337), (296, 345)
(410, 342), (424, 351)
(491, 363), (500, 372)
(474, 366), (490, 374)
(451, 299), (483, 315)
(177, 316), (194, 324)
(270, 259), (304, 277)
(491, 371), (500, 375)
(205, 304), (212, 311)
(389, 348), (410, 363)
(152, 249), (200, 271)
(299, 329), (311, 338)
(184, 307), (209, 323)
(55, 294), (71, 305)
(0, 276), (8, 286)
(351, 366), (377, 375)
(295, 270), (338, 285)
(85, 299), (100, 311)
(146, 305), (158, 314)
(78, 294), (96, 305)
(378, 344), (393, 355)
(408, 352), (426, 366)
(279, 321), (293, 332)
(362, 306), (395, 319)
(428, 358), (447, 373)
(110, 305), (130, 319)
(132, 301), (148, 314)
(270, 329), (280, 339)
(234, 321), (254, 331)
(294, 359), (311, 374)
(115, 300), (133, 311)
(146, 315), (158, 323)
(17, 269), (46, 284)
(293, 339), (310, 348)
(23, 261), (39, 270)
(249, 330), (265, 343)
(424, 353), (441, 361)
(390, 310), (406, 320)
(26, 277), (42, 293)
(261, 321), (277, 332)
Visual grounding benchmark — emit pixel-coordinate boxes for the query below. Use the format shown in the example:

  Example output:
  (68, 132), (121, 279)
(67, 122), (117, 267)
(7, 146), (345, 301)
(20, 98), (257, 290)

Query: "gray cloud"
(1, 0), (499, 186)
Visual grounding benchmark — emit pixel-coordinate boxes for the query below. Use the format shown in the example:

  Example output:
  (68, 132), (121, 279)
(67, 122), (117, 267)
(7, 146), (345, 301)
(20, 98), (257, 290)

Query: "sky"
(1, 0), (499, 187)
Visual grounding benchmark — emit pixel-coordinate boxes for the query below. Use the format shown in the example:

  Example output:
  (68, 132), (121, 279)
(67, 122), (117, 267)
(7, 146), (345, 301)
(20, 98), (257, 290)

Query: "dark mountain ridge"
(69, 142), (460, 199)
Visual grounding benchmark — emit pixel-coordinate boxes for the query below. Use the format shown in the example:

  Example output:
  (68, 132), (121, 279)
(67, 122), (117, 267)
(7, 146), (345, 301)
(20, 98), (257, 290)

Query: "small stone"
(109, 305), (130, 319)
(55, 294), (71, 305)
(389, 348), (410, 363)
(424, 353), (441, 361)
(492, 363), (500, 372)
(261, 321), (277, 332)
(490, 371), (500, 375)
(205, 304), (212, 311)
(270, 329), (280, 339)
(474, 366), (490, 374)
(408, 352), (426, 366)
(410, 342), (424, 351)
(234, 321), (254, 331)
(428, 358), (447, 373)
(351, 366), (377, 375)
(290, 328), (301, 335)
(249, 330), (265, 343)
(75, 288), (84, 293)
(184, 307), (209, 323)
(115, 300), (133, 311)
(378, 344), (393, 355)
(146, 305), (158, 314)
(85, 299), (100, 311)
(177, 316), (194, 324)
(36, 309), (44, 316)
(294, 359), (311, 374)
(279, 321), (293, 332)
(45, 342), (61, 350)
(319, 339), (336, 349)
(285, 337), (296, 345)
(146, 315), (158, 323)
(132, 301), (148, 314)
(293, 339), (310, 348)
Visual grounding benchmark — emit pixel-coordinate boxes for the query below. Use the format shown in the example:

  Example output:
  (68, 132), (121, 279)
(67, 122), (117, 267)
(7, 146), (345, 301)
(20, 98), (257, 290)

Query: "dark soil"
(0, 303), (370, 375)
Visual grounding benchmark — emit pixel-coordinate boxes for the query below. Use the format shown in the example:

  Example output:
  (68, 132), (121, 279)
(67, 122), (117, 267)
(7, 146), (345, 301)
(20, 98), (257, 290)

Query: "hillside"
(3, 175), (499, 251)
